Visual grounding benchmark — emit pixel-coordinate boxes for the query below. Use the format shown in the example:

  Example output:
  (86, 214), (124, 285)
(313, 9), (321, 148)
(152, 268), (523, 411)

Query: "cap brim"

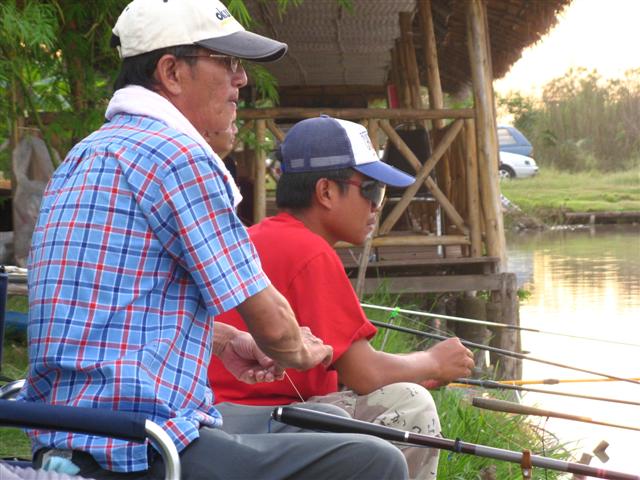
(196, 31), (287, 62)
(354, 162), (415, 188)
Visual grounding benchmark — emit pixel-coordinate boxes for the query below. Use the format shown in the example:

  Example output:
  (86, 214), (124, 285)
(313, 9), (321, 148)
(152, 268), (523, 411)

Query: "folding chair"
(0, 271), (181, 480)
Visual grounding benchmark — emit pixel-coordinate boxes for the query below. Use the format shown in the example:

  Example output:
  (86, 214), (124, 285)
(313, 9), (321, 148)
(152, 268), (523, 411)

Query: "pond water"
(507, 225), (640, 476)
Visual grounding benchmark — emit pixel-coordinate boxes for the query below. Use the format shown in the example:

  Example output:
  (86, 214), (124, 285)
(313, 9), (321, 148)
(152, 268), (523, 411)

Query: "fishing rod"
(272, 406), (640, 480)
(472, 397), (640, 433)
(369, 319), (640, 386)
(452, 378), (640, 407)
(495, 377), (640, 386)
(362, 303), (640, 348)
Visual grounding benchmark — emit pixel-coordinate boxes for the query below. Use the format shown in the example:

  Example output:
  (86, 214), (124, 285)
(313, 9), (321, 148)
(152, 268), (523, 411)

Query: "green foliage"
(0, 0), (303, 170)
(499, 68), (640, 171)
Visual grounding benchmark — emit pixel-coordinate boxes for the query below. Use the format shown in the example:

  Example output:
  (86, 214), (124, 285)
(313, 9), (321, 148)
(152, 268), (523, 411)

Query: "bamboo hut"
(234, 0), (571, 377)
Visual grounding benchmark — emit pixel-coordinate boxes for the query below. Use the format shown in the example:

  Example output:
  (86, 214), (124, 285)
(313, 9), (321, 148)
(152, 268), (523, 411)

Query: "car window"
(498, 128), (517, 145)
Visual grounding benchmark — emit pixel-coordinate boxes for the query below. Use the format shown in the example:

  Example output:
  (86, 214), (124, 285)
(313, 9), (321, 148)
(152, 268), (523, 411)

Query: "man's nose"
(233, 65), (248, 88)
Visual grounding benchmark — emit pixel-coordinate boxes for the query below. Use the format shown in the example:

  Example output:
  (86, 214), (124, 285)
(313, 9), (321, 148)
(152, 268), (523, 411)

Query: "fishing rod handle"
(272, 406), (409, 443)
(273, 406), (640, 480)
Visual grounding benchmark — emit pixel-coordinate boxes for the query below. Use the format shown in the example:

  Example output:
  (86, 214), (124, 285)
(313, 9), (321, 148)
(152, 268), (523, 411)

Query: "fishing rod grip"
(271, 406), (409, 443)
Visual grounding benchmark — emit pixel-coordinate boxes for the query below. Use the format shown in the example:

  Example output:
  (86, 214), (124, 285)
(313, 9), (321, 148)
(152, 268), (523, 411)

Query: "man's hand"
(422, 337), (475, 388)
(296, 326), (333, 370)
(217, 329), (284, 384)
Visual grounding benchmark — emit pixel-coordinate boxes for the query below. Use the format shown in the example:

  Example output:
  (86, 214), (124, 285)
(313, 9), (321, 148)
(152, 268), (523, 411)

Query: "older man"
(20, 1), (407, 479)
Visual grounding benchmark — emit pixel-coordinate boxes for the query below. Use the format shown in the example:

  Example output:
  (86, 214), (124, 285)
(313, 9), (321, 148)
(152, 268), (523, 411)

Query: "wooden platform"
(336, 244), (501, 294)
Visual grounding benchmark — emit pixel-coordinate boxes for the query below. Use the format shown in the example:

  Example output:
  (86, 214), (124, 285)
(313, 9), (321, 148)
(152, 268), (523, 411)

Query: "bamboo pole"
(253, 119), (267, 223)
(399, 12), (422, 110)
(466, 0), (506, 268)
(238, 108), (474, 121)
(352, 119), (384, 297)
(464, 119), (482, 257)
(335, 234), (469, 249)
(394, 39), (412, 109)
(378, 119), (466, 234)
(418, 0), (445, 128)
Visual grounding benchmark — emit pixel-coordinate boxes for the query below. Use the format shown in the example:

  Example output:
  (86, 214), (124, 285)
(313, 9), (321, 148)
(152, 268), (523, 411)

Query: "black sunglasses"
(335, 179), (387, 208)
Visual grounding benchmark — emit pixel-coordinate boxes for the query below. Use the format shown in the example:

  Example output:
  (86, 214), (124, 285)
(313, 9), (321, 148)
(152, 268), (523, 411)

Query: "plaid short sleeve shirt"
(21, 114), (269, 472)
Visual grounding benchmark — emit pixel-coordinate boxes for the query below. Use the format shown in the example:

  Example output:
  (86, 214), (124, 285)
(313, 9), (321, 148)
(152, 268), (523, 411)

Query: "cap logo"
(216, 7), (232, 21)
(360, 130), (376, 155)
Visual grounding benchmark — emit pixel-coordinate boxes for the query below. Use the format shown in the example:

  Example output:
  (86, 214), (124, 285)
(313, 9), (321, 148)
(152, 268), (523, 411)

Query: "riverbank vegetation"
(500, 68), (640, 172)
(501, 168), (640, 225)
(498, 68), (640, 227)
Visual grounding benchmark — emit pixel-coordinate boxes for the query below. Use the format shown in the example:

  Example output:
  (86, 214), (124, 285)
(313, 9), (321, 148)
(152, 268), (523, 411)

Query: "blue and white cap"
(280, 115), (415, 187)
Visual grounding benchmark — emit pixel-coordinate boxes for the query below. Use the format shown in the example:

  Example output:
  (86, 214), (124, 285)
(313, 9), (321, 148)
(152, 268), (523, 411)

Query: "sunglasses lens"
(361, 181), (386, 208)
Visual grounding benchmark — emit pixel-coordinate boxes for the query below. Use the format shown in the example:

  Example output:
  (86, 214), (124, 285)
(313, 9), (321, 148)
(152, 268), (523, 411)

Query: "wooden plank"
(352, 274), (504, 294)
(340, 256), (500, 269)
(239, 108), (474, 121)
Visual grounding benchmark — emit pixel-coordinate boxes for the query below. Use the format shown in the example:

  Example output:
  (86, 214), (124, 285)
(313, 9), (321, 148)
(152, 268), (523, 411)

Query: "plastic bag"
(12, 136), (56, 267)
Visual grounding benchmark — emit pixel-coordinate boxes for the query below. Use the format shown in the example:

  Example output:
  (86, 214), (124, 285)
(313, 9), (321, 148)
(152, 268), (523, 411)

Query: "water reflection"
(507, 225), (640, 475)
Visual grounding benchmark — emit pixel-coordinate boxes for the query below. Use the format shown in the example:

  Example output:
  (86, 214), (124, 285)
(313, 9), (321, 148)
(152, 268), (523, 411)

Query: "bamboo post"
(466, 0), (506, 269)
(354, 118), (382, 297)
(253, 119), (267, 223)
(399, 12), (422, 110)
(418, 0), (445, 128)
(394, 40), (412, 109)
(418, 0), (452, 232)
(464, 119), (482, 257)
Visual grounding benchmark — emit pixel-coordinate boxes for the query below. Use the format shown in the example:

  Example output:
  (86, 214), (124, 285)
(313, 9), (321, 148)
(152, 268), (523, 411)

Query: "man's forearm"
(236, 285), (331, 370)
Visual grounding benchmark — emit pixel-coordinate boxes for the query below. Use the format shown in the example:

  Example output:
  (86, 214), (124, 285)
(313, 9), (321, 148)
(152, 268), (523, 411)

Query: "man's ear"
(314, 178), (335, 210)
(154, 54), (186, 96)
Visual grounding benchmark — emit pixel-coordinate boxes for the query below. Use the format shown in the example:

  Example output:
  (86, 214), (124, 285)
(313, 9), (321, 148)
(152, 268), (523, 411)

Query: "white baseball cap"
(112, 0), (287, 61)
(281, 116), (415, 187)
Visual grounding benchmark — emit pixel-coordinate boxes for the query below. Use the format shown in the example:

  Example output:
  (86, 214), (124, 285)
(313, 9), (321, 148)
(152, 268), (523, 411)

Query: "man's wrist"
(212, 323), (238, 357)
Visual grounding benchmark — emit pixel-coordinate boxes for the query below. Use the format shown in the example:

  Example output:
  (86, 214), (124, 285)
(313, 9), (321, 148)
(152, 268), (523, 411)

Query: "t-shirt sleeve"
(285, 250), (377, 364)
(149, 154), (269, 315)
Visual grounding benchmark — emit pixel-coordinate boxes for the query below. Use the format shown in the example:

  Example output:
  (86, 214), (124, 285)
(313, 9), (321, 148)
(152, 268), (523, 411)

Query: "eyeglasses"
(335, 179), (387, 208)
(180, 53), (243, 73)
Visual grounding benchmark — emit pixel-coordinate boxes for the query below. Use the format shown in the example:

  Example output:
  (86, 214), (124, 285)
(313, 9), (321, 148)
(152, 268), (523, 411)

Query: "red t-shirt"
(209, 212), (377, 405)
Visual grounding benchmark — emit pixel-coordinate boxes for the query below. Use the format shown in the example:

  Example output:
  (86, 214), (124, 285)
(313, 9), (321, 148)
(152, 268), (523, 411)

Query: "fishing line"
(362, 303), (640, 348)
(284, 371), (305, 403)
(369, 319), (640, 386)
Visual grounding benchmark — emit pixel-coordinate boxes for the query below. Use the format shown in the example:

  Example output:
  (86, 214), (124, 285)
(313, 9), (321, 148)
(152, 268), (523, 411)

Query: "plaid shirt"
(21, 113), (269, 472)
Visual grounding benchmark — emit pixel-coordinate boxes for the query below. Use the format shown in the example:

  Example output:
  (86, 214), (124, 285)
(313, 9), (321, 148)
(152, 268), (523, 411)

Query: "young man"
(210, 115), (476, 480)
(19, 1), (408, 479)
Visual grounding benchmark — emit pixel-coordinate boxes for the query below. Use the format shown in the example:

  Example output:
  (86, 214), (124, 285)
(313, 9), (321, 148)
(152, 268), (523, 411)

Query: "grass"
(500, 167), (640, 221)
(362, 293), (572, 478)
(1, 295), (31, 459)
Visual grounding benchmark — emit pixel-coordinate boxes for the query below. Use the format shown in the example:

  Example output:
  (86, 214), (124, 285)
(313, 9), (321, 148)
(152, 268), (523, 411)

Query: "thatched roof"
(244, 0), (572, 100)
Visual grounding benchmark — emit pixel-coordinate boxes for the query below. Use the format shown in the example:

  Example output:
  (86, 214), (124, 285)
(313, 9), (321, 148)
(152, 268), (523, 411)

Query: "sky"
(493, 0), (640, 97)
